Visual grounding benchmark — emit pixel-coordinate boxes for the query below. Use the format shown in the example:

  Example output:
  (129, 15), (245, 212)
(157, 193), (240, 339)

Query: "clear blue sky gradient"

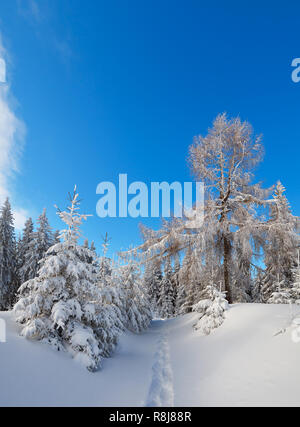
(1, 0), (299, 256)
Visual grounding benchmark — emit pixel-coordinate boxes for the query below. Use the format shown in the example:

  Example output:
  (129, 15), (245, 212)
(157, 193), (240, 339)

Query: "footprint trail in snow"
(145, 333), (174, 407)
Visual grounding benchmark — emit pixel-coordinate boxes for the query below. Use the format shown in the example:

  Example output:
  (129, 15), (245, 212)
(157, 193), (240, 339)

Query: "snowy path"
(145, 328), (174, 407)
(2, 304), (300, 406)
(0, 312), (173, 407)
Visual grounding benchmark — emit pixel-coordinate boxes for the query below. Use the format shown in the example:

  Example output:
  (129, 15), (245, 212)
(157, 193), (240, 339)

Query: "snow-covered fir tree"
(53, 230), (60, 244)
(144, 258), (162, 317)
(192, 282), (229, 335)
(176, 248), (192, 314)
(21, 209), (54, 282)
(267, 289), (292, 304)
(175, 281), (186, 315)
(179, 247), (203, 313)
(267, 275), (292, 304)
(14, 187), (122, 372)
(35, 208), (53, 257)
(90, 241), (96, 252)
(97, 252), (113, 287)
(95, 237), (126, 334)
(252, 269), (264, 303)
(158, 257), (176, 318)
(170, 253), (180, 298)
(18, 217), (34, 285)
(261, 182), (299, 301)
(291, 252), (300, 303)
(117, 259), (151, 333)
(0, 198), (18, 310)
(231, 241), (252, 302)
(173, 254), (185, 315)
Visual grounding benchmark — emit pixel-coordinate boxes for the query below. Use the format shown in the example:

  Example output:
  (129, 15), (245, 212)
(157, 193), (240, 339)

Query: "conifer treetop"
(55, 186), (92, 244)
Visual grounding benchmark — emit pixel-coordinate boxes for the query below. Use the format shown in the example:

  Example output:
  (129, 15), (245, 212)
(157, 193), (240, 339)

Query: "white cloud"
(17, 0), (42, 25)
(0, 37), (29, 231)
(53, 37), (73, 65)
(13, 208), (30, 231)
(17, 0), (73, 67)
(28, 0), (41, 23)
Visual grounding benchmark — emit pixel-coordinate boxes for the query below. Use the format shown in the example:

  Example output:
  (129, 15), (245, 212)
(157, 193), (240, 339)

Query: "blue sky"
(0, 0), (299, 256)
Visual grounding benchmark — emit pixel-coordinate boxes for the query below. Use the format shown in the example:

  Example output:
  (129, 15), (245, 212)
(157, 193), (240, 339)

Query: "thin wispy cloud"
(17, 0), (73, 66)
(17, 0), (42, 24)
(0, 36), (28, 230)
(28, 0), (41, 23)
(53, 37), (73, 65)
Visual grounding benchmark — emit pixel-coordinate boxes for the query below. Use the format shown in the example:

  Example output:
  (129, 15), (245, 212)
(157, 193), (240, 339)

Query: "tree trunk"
(223, 235), (232, 304)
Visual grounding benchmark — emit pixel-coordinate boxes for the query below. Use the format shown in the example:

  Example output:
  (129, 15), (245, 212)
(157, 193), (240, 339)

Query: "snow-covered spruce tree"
(144, 258), (163, 317)
(267, 290), (292, 304)
(90, 240), (96, 252)
(291, 252), (300, 303)
(179, 246), (204, 313)
(175, 280), (186, 315)
(142, 260), (155, 316)
(0, 198), (18, 310)
(261, 263), (280, 302)
(18, 217), (34, 285)
(14, 188), (121, 372)
(116, 259), (152, 333)
(261, 182), (299, 301)
(267, 275), (292, 304)
(170, 253), (180, 302)
(252, 269), (264, 303)
(21, 209), (54, 282)
(177, 247), (193, 314)
(230, 227), (253, 302)
(35, 208), (53, 258)
(98, 253), (112, 284)
(192, 283), (228, 335)
(158, 257), (176, 319)
(173, 253), (185, 315)
(53, 230), (60, 244)
(88, 240), (98, 271)
(95, 238), (126, 335)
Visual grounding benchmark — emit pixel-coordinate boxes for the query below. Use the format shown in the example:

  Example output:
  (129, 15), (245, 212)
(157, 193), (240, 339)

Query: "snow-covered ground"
(1, 303), (300, 407)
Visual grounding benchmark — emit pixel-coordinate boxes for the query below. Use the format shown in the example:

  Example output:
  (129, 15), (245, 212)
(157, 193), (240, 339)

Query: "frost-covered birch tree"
(121, 114), (299, 310)
(188, 113), (272, 303)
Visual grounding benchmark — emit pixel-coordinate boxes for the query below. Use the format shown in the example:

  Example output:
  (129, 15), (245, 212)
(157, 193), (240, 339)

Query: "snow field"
(2, 303), (300, 406)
